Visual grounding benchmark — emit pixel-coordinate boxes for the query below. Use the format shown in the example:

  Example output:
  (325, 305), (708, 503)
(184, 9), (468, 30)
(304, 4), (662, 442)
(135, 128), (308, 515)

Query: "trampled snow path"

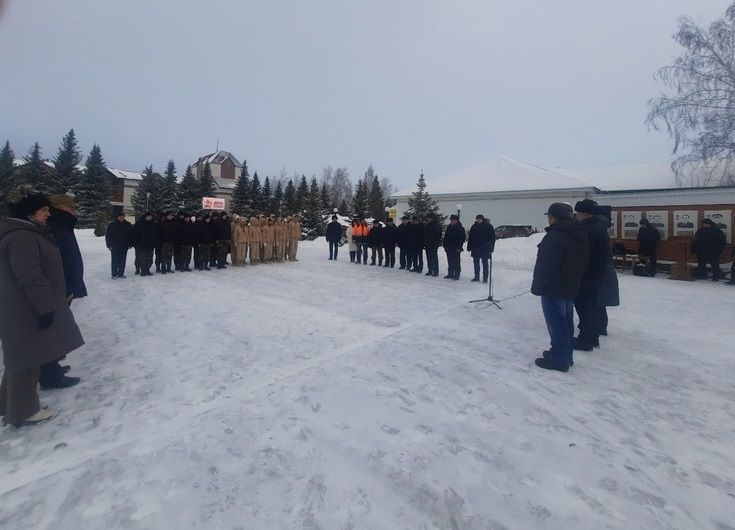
(1, 231), (734, 529)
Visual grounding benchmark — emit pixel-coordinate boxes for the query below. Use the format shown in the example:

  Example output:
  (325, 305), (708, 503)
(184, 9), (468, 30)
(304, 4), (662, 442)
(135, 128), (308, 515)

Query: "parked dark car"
(495, 225), (533, 239)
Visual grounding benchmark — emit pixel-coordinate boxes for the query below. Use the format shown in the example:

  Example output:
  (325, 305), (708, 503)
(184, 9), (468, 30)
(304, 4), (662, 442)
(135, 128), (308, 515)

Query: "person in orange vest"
(352, 219), (371, 264)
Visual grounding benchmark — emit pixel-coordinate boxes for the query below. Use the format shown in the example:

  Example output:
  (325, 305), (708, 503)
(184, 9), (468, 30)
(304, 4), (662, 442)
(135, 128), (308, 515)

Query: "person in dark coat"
(368, 220), (384, 266)
(214, 212), (231, 269)
(442, 215), (466, 280)
(637, 218), (660, 275)
(532, 202), (588, 372)
(408, 216), (424, 272)
(105, 209), (134, 279)
(40, 194), (87, 389)
(179, 215), (197, 271)
(153, 213), (165, 273)
(692, 218), (727, 280)
(174, 211), (186, 270)
(381, 218), (398, 268)
(467, 214), (495, 283)
(159, 212), (181, 274)
(0, 186), (85, 425)
(195, 214), (216, 271)
(133, 213), (160, 276)
(422, 213), (443, 276)
(325, 215), (342, 260)
(573, 199), (613, 351)
(396, 216), (411, 269)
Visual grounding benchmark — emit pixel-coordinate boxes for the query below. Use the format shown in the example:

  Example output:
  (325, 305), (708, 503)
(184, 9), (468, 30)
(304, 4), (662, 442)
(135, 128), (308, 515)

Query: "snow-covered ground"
(1, 230), (734, 529)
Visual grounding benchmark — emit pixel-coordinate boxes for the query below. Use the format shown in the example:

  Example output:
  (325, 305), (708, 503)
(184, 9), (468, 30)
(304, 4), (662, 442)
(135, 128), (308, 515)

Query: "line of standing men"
(336, 213), (497, 281)
(105, 210), (302, 278)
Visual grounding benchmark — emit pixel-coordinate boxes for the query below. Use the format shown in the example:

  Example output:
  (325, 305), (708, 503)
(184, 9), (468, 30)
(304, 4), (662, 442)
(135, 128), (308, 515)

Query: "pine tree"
(76, 144), (109, 232)
(52, 128), (82, 193)
(338, 198), (350, 216)
(352, 178), (369, 219)
(320, 182), (331, 214)
(132, 166), (161, 216)
(231, 160), (252, 216)
(368, 175), (385, 220)
(178, 165), (201, 213)
(262, 176), (273, 214)
(302, 176), (323, 238)
(160, 159), (179, 212)
(250, 172), (263, 214)
(283, 178), (297, 215)
(271, 180), (284, 217)
(0, 140), (16, 209)
(295, 175), (308, 213)
(18, 143), (53, 193)
(199, 161), (216, 199)
(406, 172), (441, 220)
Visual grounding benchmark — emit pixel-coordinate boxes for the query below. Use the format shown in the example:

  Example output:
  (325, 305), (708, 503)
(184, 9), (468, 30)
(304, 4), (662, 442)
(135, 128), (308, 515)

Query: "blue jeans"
(541, 296), (575, 368)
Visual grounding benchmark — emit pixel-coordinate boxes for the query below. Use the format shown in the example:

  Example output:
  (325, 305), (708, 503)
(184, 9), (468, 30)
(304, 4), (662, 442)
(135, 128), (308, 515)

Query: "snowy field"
(1, 230), (734, 529)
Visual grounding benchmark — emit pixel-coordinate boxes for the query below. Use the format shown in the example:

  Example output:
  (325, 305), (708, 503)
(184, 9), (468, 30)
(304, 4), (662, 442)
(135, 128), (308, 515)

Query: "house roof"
(196, 150), (242, 168)
(108, 168), (143, 181)
(394, 156), (593, 197)
(556, 162), (677, 192)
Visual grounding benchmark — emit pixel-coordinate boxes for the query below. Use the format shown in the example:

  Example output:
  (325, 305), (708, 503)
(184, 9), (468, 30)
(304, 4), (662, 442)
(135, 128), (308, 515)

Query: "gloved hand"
(37, 312), (54, 330)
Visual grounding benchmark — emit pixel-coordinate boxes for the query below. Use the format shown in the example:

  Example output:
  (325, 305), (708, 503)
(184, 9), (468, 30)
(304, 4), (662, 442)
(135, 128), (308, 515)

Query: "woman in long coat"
(0, 186), (85, 426)
(346, 220), (357, 263)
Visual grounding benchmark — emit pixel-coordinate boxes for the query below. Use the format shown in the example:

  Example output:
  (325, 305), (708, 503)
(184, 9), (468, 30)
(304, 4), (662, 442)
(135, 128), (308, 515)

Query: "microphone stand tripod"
(469, 257), (502, 309)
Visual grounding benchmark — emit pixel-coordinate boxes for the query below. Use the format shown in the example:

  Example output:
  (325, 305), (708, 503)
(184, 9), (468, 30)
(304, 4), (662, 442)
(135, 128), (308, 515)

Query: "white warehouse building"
(392, 156), (685, 231)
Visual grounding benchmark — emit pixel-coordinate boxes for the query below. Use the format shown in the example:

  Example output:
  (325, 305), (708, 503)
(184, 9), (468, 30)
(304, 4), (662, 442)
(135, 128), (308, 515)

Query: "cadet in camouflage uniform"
(249, 217), (262, 264)
(133, 212), (159, 276)
(214, 212), (231, 269)
(232, 215), (249, 266)
(289, 216), (301, 262)
(196, 214), (216, 271)
(159, 212), (180, 274)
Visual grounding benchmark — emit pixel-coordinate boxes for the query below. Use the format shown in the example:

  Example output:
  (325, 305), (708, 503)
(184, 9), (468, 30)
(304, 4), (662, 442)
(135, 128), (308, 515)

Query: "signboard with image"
(703, 210), (732, 243)
(202, 197), (226, 210)
(673, 210), (698, 237)
(645, 211), (668, 240)
(621, 211), (642, 239)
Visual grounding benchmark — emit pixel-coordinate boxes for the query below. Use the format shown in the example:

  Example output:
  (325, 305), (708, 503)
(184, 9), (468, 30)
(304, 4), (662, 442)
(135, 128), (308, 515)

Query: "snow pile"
(492, 232), (543, 272)
(1, 231), (734, 529)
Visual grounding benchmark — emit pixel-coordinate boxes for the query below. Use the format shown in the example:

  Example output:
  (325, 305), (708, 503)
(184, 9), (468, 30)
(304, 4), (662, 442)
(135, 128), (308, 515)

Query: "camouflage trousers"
(215, 240), (229, 267)
(249, 242), (261, 264)
(161, 242), (175, 269)
(274, 241), (285, 261)
(198, 244), (212, 269)
(234, 243), (248, 265)
(290, 239), (299, 261)
(136, 248), (154, 273)
(179, 245), (193, 269)
(262, 242), (273, 261)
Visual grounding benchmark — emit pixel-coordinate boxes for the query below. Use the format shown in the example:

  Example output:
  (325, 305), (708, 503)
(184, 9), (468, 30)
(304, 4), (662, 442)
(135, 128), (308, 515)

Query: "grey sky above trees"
(0, 0), (726, 188)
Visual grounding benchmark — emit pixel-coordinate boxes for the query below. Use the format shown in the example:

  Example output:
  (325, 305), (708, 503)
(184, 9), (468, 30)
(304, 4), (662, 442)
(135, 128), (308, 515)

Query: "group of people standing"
(532, 200), (620, 373)
(105, 211), (302, 278)
(329, 213), (497, 282)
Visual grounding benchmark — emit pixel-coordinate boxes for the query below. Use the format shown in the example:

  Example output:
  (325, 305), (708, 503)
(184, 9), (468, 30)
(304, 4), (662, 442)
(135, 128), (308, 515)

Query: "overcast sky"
(0, 0), (728, 188)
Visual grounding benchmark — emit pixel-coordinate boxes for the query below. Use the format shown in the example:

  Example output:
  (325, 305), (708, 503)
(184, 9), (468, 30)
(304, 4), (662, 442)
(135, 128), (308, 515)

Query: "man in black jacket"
(408, 216), (424, 272)
(423, 213), (443, 277)
(396, 216), (411, 269)
(573, 199), (611, 351)
(179, 215), (196, 271)
(42, 194), (87, 389)
(637, 218), (660, 276)
(442, 215), (465, 280)
(105, 209), (134, 279)
(195, 215), (216, 271)
(368, 220), (384, 266)
(382, 218), (398, 268)
(160, 212), (181, 274)
(467, 214), (495, 283)
(693, 218), (727, 280)
(532, 203), (588, 372)
(325, 215), (342, 260)
(133, 212), (160, 276)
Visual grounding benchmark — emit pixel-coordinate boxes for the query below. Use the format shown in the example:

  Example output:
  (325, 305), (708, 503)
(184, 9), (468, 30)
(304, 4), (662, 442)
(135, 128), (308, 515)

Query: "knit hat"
(702, 218), (714, 226)
(449, 214), (459, 221)
(544, 202), (573, 220)
(639, 218), (649, 226)
(49, 193), (76, 209)
(574, 199), (599, 214)
(475, 214), (485, 220)
(6, 185), (51, 219)
(112, 207), (125, 218)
